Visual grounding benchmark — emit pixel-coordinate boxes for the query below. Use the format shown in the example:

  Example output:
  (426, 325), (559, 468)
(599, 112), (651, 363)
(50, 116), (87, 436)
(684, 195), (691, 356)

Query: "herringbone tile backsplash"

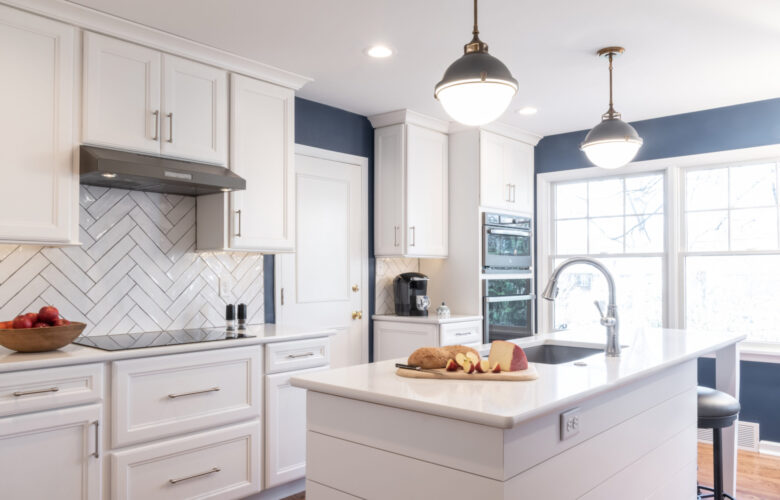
(375, 257), (420, 315)
(0, 186), (264, 336)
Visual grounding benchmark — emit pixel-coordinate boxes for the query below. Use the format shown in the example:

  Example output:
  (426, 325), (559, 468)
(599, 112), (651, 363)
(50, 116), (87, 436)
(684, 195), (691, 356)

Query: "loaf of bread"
(407, 345), (481, 369)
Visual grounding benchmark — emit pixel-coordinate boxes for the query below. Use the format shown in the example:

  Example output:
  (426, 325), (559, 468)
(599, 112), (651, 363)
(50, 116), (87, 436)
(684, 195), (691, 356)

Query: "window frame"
(536, 143), (780, 361)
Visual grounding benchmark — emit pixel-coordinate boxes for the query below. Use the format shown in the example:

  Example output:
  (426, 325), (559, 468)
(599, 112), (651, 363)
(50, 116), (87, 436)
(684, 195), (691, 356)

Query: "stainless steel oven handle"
(486, 228), (531, 237)
(485, 294), (535, 303)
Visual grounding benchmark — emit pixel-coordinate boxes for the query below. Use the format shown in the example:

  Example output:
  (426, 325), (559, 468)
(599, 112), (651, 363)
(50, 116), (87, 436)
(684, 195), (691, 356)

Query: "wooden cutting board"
(396, 363), (538, 381)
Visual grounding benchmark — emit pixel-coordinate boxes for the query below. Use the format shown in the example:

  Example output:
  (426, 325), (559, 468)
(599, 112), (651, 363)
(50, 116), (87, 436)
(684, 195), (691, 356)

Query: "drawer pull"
(92, 420), (100, 459)
(169, 467), (221, 485)
(12, 387), (59, 397)
(168, 387), (220, 399)
(454, 332), (472, 336)
(286, 352), (314, 359)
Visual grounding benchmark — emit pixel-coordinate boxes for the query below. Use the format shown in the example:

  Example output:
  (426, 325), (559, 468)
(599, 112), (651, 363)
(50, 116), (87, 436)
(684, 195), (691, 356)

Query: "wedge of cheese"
(488, 340), (528, 372)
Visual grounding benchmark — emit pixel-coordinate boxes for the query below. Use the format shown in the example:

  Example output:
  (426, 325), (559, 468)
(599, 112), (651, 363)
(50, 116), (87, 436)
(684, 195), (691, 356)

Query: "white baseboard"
(760, 440), (780, 457)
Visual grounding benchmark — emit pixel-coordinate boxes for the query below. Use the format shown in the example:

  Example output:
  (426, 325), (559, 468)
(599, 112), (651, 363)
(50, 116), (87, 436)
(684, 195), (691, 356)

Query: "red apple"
(490, 363), (501, 373)
(462, 360), (476, 374)
(51, 318), (66, 327)
(38, 306), (59, 324)
(476, 360), (490, 373)
(445, 359), (459, 372)
(24, 312), (38, 323)
(12, 316), (33, 329)
(33, 322), (49, 328)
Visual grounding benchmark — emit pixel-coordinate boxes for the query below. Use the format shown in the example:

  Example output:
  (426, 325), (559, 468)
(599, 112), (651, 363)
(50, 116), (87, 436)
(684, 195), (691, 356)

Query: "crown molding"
(449, 120), (542, 146)
(368, 109), (450, 133)
(2, 0), (312, 90)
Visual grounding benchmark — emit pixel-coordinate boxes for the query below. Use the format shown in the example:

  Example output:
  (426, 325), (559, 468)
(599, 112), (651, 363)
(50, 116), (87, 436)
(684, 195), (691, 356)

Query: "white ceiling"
(70, 0), (780, 136)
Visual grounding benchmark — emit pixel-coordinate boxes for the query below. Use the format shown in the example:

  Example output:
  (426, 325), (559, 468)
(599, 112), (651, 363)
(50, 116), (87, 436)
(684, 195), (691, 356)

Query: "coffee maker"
(393, 272), (430, 316)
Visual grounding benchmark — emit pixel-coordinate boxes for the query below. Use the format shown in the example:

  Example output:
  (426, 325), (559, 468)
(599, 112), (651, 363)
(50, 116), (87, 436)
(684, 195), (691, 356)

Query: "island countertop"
(291, 327), (744, 429)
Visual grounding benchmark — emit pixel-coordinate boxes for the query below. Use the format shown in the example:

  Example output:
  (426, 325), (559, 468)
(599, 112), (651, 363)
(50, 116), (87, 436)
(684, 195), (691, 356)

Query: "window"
(550, 173), (665, 331)
(683, 162), (780, 344)
(541, 157), (780, 348)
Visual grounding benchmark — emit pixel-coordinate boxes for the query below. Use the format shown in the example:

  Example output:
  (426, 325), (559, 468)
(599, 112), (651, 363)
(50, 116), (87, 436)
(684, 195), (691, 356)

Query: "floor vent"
(697, 421), (760, 451)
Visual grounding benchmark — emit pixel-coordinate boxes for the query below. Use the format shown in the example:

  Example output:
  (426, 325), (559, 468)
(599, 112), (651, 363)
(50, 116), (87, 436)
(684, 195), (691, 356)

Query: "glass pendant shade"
(435, 52), (518, 126)
(580, 117), (643, 169)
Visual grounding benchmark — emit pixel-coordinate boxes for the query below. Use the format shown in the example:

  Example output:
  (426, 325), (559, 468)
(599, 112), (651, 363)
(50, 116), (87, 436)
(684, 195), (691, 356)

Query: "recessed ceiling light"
(365, 45), (393, 58)
(516, 106), (538, 115)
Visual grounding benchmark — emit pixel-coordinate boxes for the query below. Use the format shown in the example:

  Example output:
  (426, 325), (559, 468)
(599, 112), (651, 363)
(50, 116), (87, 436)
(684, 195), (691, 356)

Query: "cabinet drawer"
(265, 337), (330, 374)
(112, 346), (261, 447)
(0, 363), (103, 417)
(439, 321), (482, 347)
(111, 420), (261, 500)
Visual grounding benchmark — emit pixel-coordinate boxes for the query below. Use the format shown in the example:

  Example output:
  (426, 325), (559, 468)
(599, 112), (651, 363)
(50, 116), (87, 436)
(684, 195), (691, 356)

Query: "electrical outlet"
(560, 407), (581, 441)
(219, 275), (234, 299)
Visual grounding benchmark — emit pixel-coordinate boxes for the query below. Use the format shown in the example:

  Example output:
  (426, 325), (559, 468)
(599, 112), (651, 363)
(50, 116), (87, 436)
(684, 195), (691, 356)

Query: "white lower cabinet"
(0, 403), (102, 500)
(265, 366), (328, 488)
(373, 317), (483, 362)
(111, 420), (261, 500)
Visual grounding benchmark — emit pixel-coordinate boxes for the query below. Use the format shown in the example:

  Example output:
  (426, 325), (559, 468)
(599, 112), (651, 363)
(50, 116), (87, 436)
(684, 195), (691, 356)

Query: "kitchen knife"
(395, 363), (445, 375)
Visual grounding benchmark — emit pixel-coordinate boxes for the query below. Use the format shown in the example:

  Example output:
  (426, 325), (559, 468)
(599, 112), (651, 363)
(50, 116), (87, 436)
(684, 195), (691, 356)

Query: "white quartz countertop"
(372, 314), (482, 324)
(0, 324), (336, 373)
(291, 327), (745, 429)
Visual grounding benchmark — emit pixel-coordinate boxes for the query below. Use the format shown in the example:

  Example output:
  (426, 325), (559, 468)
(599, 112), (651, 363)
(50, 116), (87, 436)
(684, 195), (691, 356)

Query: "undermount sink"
(522, 344), (603, 364)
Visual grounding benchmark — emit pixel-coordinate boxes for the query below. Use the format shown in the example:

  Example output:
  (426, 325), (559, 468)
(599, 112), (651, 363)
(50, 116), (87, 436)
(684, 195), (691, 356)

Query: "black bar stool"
(697, 386), (740, 500)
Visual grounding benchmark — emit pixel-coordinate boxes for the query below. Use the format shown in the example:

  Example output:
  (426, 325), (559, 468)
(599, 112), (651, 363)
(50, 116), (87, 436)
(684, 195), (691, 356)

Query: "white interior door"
(276, 147), (368, 368)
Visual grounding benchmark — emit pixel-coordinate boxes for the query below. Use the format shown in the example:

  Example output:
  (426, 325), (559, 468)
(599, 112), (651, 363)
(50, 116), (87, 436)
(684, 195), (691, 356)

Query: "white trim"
(286, 144), (371, 364)
(1, 0), (311, 90)
(449, 120), (542, 146)
(760, 440), (780, 456)
(367, 109), (449, 133)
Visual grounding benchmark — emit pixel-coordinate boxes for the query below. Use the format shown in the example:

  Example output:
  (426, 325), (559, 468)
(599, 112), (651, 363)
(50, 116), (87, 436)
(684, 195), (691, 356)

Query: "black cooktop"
(73, 328), (255, 351)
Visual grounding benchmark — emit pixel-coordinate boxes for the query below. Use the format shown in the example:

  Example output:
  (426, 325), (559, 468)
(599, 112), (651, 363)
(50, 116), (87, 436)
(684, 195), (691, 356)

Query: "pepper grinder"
(237, 303), (247, 332)
(225, 304), (237, 337)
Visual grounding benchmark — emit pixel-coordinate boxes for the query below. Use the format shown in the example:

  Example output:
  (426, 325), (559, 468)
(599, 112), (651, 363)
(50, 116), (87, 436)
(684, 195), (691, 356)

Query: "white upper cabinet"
(371, 111), (449, 258)
(480, 130), (535, 214)
(197, 74), (295, 252)
(0, 5), (78, 244)
(161, 54), (228, 164)
(83, 31), (161, 154)
(83, 32), (228, 165)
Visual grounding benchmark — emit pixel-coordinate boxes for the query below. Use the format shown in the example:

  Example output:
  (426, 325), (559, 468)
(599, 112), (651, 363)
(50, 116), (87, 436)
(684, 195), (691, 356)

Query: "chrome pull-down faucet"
(541, 257), (620, 357)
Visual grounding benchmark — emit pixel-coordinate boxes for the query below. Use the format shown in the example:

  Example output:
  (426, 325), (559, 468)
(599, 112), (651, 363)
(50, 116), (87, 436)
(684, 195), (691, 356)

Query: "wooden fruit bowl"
(0, 322), (86, 353)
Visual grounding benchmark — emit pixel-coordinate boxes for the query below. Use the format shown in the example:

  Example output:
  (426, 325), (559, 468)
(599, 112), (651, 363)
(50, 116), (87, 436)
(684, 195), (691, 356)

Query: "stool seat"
(697, 386), (740, 429)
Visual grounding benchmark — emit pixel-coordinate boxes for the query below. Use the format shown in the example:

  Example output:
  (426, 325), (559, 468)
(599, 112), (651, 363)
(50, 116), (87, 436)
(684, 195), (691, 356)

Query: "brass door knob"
(351, 311), (363, 320)
(352, 284), (359, 292)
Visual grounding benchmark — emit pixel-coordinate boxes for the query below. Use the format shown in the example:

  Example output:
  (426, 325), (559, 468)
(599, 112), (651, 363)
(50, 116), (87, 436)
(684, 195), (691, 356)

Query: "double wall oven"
(482, 213), (535, 342)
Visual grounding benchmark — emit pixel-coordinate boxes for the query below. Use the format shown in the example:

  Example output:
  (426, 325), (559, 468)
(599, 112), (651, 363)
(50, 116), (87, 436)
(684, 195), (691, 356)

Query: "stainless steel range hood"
(79, 146), (245, 196)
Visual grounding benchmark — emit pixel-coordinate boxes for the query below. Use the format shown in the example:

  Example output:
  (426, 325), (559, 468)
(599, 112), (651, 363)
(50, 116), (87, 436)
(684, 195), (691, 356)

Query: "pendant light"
(434, 0), (518, 126)
(580, 47), (643, 169)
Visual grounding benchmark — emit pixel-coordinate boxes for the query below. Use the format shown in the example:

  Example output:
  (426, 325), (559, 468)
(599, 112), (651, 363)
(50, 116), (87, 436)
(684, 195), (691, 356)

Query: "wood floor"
(284, 445), (780, 500)
(698, 443), (780, 500)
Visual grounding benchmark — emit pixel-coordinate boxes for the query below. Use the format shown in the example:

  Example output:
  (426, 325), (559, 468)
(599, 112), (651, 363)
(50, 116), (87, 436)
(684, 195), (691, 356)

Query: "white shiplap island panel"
(292, 328), (744, 499)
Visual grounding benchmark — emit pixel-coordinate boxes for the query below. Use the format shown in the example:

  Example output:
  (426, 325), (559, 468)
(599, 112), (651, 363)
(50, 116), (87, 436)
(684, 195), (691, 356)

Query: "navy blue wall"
(536, 98), (780, 174)
(536, 97), (780, 444)
(265, 98), (376, 359)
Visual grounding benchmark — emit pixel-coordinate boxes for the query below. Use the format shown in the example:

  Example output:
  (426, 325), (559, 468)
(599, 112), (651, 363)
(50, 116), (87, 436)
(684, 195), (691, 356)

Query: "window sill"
(700, 341), (780, 364)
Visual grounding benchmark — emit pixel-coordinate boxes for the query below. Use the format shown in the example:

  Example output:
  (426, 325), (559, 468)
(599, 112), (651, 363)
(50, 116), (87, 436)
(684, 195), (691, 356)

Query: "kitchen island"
(292, 328), (744, 499)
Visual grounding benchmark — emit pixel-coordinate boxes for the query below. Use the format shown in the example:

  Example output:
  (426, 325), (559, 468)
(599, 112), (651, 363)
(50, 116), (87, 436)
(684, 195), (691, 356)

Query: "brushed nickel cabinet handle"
(167, 112), (173, 143)
(168, 387), (220, 399)
(409, 226), (416, 247)
(454, 332), (472, 336)
(92, 420), (100, 458)
(152, 110), (160, 141)
(169, 467), (221, 485)
(286, 352), (314, 359)
(511, 184), (517, 203)
(13, 387), (59, 397)
(235, 209), (242, 237)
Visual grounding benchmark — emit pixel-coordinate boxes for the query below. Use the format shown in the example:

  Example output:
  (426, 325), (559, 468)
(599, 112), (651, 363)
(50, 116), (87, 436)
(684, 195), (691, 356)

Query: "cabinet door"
(479, 130), (511, 210)
(0, 6), (77, 243)
(504, 138), (535, 215)
(161, 55), (228, 165)
(373, 321), (438, 362)
(406, 125), (448, 257)
(83, 32), (161, 154)
(374, 124), (405, 256)
(229, 74), (295, 251)
(0, 404), (101, 500)
(265, 366), (328, 487)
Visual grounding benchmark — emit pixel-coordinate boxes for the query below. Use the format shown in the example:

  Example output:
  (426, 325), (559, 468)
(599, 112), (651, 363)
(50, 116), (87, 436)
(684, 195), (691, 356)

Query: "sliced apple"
(490, 363), (501, 373)
(466, 351), (480, 365)
(462, 360), (475, 374)
(455, 352), (469, 369)
(445, 359), (459, 371)
(476, 360), (490, 373)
